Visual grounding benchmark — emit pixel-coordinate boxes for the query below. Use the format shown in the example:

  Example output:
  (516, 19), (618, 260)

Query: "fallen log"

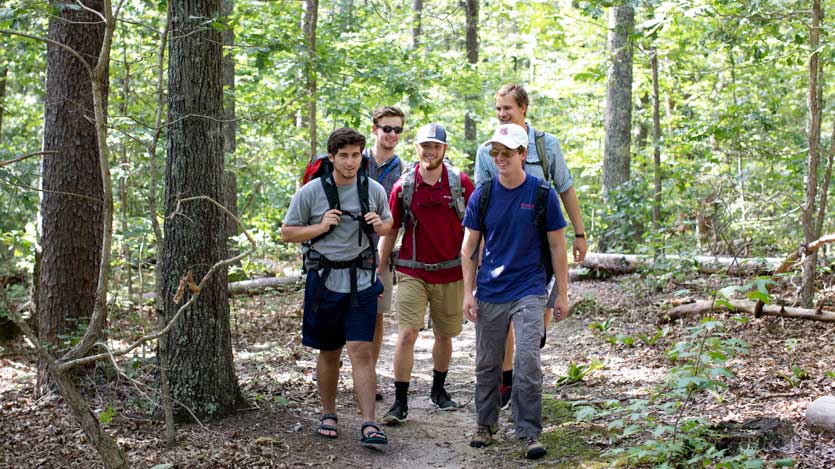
(581, 253), (782, 276)
(141, 275), (303, 300)
(659, 299), (835, 323)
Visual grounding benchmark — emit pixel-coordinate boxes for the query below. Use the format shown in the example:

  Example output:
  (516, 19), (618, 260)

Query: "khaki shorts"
(396, 273), (463, 337)
(376, 267), (394, 316)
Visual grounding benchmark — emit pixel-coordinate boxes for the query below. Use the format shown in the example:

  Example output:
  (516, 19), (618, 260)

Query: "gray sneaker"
(430, 389), (459, 411)
(382, 400), (408, 425)
(525, 437), (547, 459)
(469, 424), (497, 448)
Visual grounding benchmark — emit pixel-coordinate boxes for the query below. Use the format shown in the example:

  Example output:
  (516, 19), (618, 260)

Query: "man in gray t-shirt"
(281, 128), (393, 450)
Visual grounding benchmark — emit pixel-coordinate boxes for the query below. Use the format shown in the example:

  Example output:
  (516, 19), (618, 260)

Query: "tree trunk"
(221, 0), (238, 250)
(0, 65), (6, 134)
(412, 0), (423, 49)
(303, 0), (318, 159)
(463, 0), (478, 164)
(37, 0), (107, 394)
(801, 0), (823, 307)
(651, 48), (661, 231)
(601, 3), (633, 199)
(163, 0), (244, 420)
(600, 3), (634, 252)
(118, 40), (132, 299)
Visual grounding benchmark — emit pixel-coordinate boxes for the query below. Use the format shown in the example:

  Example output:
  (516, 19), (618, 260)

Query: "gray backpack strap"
(533, 128), (550, 183)
(445, 162), (466, 220)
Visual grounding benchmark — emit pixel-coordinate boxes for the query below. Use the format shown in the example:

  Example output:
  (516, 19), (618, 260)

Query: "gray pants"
(474, 294), (546, 440)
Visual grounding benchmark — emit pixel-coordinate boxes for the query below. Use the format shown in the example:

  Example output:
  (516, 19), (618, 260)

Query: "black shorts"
(302, 269), (384, 350)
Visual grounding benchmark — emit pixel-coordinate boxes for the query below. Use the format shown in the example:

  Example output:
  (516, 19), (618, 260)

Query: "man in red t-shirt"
(377, 123), (475, 425)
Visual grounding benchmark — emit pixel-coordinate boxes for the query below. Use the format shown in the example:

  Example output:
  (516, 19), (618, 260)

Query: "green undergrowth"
(535, 396), (610, 468)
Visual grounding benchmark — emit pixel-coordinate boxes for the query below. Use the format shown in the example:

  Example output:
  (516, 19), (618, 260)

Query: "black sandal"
(316, 413), (338, 439)
(360, 421), (388, 451)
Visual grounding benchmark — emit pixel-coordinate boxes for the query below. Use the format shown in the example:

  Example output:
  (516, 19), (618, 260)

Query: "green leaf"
(274, 395), (290, 406)
(99, 406), (116, 425)
(150, 465), (174, 469)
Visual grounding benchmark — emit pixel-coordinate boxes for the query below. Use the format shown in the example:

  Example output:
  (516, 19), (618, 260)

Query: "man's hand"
(319, 208), (342, 232)
(573, 236), (587, 264)
(552, 296), (569, 323)
(364, 211), (383, 227)
(463, 293), (478, 322)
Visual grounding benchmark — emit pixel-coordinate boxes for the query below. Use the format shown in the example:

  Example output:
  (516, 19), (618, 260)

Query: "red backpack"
(302, 154), (370, 185)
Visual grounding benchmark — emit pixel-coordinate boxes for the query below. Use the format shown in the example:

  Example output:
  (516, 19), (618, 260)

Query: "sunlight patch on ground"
(0, 358), (34, 393)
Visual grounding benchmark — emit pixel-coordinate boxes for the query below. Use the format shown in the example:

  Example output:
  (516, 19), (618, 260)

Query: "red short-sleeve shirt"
(389, 165), (475, 284)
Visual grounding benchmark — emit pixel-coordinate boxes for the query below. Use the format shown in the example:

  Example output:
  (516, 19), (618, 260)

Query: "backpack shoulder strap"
(532, 127), (550, 183)
(398, 165), (417, 221)
(470, 177), (494, 261)
(444, 162), (466, 220)
(309, 175), (341, 244)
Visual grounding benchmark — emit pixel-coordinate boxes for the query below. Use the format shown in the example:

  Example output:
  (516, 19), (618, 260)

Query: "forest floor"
(2, 272), (835, 468)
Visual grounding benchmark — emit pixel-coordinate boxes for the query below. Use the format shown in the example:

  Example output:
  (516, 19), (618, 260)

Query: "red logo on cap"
(500, 127), (508, 135)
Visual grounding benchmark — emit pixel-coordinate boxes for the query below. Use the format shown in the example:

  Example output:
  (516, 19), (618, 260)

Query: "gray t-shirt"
(284, 176), (392, 293)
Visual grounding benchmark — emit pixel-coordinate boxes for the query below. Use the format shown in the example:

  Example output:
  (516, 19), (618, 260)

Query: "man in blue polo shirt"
(461, 123), (570, 460)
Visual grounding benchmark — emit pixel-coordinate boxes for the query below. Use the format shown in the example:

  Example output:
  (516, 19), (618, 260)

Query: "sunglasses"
(379, 125), (403, 134)
(489, 148), (519, 158)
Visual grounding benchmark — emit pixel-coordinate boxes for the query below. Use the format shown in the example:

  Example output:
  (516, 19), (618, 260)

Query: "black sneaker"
(525, 437), (547, 459)
(500, 385), (512, 410)
(382, 400), (408, 425)
(430, 389), (459, 411)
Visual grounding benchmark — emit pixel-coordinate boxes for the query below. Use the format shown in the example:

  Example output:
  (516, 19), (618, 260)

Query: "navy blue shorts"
(302, 270), (384, 350)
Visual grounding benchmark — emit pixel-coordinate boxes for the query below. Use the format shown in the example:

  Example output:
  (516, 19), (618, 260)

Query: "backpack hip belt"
(305, 247), (376, 312)
(394, 257), (461, 272)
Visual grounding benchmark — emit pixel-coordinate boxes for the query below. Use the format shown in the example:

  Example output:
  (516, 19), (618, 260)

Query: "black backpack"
(472, 177), (553, 283)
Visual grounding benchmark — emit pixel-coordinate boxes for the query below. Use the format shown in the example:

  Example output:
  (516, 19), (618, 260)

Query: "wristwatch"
(574, 233), (586, 238)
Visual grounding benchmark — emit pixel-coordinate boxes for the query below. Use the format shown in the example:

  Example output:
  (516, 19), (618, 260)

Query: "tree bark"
(303, 0), (318, 159)
(463, 0), (478, 164)
(601, 3), (634, 200)
(651, 48), (661, 231)
(600, 3), (634, 252)
(412, 0), (423, 49)
(163, 0), (244, 420)
(118, 40), (132, 299)
(660, 299), (835, 324)
(37, 0), (107, 394)
(801, 0), (822, 307)
(0, 64), (6, 134)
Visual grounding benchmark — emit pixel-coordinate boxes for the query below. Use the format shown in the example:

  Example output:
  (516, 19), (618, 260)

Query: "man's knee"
(396, 327), (419, 347)
(346, 341), (374, 364)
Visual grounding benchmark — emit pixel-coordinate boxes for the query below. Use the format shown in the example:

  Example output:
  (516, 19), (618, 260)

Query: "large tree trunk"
(801, 0), (823, 307)
(221, 0), (238, 250)
(37, 0), (107, 394)
(600, 3), (634, 251)
(163, 0), (244, 420)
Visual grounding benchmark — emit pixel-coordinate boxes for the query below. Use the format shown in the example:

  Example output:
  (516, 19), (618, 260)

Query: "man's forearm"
(549, 230), (569, 300)
(559, 186), (585, 234)
(378, 233), (397, 265)
(280, 223), (327, 243)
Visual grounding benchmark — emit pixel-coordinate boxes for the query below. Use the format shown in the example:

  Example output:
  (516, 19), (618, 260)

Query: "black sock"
(502, 369), (513, 387)
(432, 369), (448, 394)
(394, 381), (409, 404)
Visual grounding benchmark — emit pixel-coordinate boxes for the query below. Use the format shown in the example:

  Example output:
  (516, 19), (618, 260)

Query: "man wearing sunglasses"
(366, 106), (406, 401)
(462, 123), (569, 459)
(473, 84), (586, 411)
(377, 123), (475, 425)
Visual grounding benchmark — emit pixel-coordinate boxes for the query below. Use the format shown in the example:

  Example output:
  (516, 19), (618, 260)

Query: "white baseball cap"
(485, 124), (528, 149)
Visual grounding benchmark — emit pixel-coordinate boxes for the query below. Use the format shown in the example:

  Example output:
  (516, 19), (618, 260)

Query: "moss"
(534, 395), (611, 468)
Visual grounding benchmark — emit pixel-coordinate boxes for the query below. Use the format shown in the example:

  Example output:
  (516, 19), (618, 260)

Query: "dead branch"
(0, 151), (58, 168)
(773, 233), (835, 274)
(659, 299), (835, 324)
